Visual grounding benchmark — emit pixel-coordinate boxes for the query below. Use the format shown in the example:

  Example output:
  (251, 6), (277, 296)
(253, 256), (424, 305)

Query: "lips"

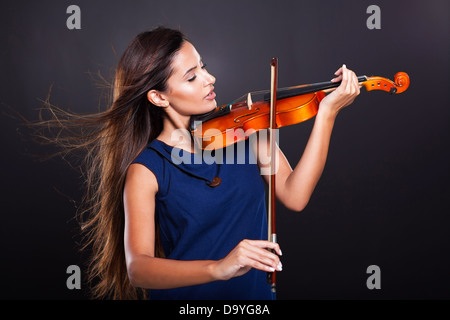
(205, 88), (216, 100)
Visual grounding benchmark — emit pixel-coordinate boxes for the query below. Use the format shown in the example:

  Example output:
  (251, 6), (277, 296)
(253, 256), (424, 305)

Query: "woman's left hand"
(318, 64), (361, 117)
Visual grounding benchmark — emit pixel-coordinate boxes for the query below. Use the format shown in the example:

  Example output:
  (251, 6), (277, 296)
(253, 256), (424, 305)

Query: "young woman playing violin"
(42, 27), (360, 299)
(122, 27), (360, 300)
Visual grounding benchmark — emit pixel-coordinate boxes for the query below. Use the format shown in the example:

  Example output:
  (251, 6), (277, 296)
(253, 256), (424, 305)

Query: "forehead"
(171, 41), (201, 75)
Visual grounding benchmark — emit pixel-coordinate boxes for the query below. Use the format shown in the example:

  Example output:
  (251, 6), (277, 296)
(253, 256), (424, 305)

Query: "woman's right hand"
(210, 239), (282, 281)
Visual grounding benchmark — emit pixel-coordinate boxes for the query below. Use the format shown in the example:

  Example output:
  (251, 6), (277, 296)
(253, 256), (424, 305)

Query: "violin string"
(229, 89), (271, 105)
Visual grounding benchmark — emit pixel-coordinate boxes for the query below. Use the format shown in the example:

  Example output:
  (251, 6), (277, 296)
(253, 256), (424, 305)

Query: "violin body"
(191, 91), (325, 150)
(191, 72), (410, 150)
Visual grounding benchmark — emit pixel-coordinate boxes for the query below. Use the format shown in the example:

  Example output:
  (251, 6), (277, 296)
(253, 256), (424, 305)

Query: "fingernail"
(343, 64), (347, 68)
(277, 262), (283, 271)
(279, 249), (283, 256)
(268, 267), (275, 272)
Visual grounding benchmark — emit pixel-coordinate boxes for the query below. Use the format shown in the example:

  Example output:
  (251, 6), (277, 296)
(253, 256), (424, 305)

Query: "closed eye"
(187, 64), (207, 82)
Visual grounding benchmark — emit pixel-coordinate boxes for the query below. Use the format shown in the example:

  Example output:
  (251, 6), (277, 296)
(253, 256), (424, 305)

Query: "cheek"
(178, 85), (200, 101)
(170, 84), (202, 106)
(167, 85), (204, 114)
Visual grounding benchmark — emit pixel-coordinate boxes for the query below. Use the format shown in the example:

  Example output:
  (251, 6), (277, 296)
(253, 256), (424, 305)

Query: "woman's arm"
(255, 65), (361, 212)
(123, 163), (282, 289)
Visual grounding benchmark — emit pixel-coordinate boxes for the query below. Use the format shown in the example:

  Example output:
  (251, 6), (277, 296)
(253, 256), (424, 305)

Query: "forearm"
(127, 239), (282, 289)
(283, 108), (337, 211)
(281, 65), (360, 211)
(128, 255), (218, 289)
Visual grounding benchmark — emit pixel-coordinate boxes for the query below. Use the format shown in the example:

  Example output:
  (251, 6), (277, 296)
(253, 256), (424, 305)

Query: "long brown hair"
(32, 27), (186, 299)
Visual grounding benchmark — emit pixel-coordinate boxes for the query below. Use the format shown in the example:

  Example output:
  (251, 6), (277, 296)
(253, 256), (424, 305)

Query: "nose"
(203, 69), (216, 86)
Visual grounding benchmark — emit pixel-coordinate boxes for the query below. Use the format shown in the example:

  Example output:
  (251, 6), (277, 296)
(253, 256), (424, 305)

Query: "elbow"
(283, 196), (309, 212)
(287, 202), (307, 213)
(128, 276), (140, 288)
(127, 260), (142, 288)
(126, 257), (150, 288)
(128, 274), (141, 289)
(279, 182), (313, 212)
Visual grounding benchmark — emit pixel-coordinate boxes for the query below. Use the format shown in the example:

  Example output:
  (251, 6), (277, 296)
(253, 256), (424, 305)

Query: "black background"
(0, 0), (449, 300)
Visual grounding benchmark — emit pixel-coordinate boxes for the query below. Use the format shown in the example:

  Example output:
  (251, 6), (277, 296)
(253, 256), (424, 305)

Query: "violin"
(190, 71), (410, 150)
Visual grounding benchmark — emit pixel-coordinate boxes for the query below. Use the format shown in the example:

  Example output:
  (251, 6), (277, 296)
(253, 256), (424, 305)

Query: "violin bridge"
(247, 92), (253, 109)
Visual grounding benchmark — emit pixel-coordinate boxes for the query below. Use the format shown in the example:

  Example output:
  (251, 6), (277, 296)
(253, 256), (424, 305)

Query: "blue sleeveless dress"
(132, 139), (274, 300)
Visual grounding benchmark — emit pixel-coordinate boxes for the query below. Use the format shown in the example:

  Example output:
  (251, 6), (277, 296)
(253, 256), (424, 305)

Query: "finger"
(242, 240), (281, 262)
(340, 64), (348, 90)
(332, 64), (347, 82)
(240, 241), (281, 269)
(249, 259), (278, 273)
(331, 74), (342, 82)
(244, 239), (282, 256)
(349, 70), (360, 95)
(244, 247), (282, 271)
(344, 66), (357, 94)
(353, 73), (361, 95)
(345, 68), (354, 93)
(334, 65), (343, 75)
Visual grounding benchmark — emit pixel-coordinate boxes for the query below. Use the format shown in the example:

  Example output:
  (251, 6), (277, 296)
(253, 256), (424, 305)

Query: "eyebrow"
(183, 65), (197, 78)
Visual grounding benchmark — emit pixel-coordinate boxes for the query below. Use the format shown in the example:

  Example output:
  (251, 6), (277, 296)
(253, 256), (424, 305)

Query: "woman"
(37, 26), (360, 299)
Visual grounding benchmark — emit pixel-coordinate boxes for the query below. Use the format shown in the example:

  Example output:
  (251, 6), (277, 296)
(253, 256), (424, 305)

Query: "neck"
(263, 76), (368, 101)
(157, 111), (195, 153)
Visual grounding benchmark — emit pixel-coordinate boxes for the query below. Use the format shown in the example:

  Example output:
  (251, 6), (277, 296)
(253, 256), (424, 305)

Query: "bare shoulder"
(125, 163), (159, 196)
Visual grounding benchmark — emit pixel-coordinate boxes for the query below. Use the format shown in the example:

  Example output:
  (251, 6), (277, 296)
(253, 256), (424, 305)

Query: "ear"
(147, 90), (169, 108)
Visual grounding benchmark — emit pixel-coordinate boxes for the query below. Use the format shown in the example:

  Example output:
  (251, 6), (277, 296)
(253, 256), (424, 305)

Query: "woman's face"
(163, 41), (217, 116)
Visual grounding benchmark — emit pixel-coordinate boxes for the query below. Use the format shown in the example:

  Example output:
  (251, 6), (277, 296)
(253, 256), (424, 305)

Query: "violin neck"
(264, 75), (367, 101)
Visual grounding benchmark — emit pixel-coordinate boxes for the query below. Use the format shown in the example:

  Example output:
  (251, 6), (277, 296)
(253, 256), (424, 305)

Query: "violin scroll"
(394, 72), (410, 93)
(363, 72), (410, 94)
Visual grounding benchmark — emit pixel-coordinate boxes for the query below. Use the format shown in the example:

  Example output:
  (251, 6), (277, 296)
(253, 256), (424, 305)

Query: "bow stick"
(267, 58), (278, 293)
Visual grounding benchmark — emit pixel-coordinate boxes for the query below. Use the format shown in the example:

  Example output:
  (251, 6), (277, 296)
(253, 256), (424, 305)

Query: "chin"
(204, 101), (217, 113)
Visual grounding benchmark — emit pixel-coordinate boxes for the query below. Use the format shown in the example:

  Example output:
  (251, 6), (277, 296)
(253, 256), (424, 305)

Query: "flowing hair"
(31, 27), (186, 299)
